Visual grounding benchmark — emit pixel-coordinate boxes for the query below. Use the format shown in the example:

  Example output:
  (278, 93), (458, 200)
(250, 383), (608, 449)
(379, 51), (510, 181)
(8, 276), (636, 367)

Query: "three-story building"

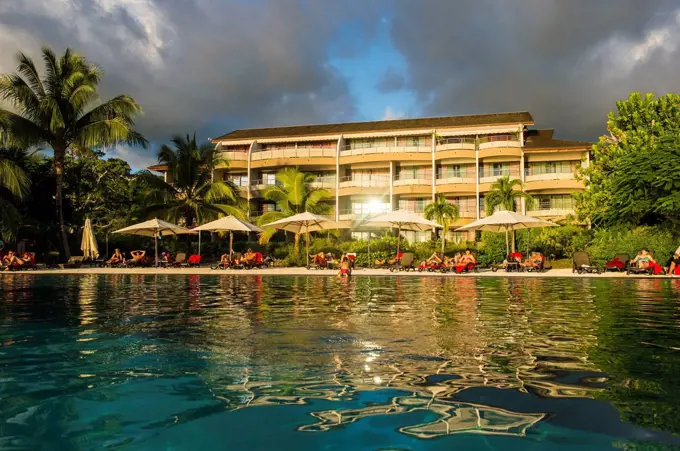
(150, 112), (590, 242)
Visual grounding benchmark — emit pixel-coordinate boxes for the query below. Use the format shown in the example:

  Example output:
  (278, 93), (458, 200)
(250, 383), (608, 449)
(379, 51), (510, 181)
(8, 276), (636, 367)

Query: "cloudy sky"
(1, 0), (679, 169)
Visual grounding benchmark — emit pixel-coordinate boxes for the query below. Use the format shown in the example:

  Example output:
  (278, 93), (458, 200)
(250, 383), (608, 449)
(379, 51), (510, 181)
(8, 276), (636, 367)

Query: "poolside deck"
(2, 267), (677, 279)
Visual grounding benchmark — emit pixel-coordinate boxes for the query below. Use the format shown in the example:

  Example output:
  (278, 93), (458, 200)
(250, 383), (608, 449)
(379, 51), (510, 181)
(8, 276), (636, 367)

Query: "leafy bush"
(587, 226), (678, 264)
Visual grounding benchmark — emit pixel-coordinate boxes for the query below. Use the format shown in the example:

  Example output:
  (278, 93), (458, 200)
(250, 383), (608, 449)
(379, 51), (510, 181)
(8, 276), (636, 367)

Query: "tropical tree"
(424, 193), (459, 255)
(0, 47), (147, 258)
(257, 168), (332, 251)
(577, 92), (680, 226)
(0, 148), (30, 241)
(135, 134), (245, 226)
(484, 176), (532, 215)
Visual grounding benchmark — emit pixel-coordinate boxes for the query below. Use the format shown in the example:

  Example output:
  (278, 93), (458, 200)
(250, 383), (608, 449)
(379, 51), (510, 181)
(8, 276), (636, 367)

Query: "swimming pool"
(1, 275), (679, 450)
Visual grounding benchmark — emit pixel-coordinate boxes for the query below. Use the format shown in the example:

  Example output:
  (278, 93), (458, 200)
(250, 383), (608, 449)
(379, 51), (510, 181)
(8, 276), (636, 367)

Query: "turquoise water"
(1, 275), (680, 450)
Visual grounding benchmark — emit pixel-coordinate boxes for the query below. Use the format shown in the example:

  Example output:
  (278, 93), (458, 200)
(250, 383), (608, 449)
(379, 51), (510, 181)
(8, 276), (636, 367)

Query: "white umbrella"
(263, 212), (339, 267)
(113, 218), (196, 264)
(365, 210), (441, 255)
(455, 210), (558, 255)
(80, 218), (99, 259)
(194, 216), (262, 260)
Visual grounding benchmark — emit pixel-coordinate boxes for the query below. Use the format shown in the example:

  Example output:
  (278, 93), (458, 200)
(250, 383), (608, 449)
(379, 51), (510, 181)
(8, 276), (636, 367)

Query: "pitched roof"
(524, 129), (591, 150)
(213, 112), (534, 141)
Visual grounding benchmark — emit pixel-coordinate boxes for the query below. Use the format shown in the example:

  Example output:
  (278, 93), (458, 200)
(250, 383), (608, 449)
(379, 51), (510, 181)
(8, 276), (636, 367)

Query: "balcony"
(309, 176), (336, 190)
(456, 207), (478, 218)
(250, 179), (277, 191)
(435, 137), (475, 151)
(524, 168), (576, 182)
(479, 169), (521, 184)
(478, 135), (521, 149)
(221, 150), (248, 161)
(338, 175), (390, 189)
(526, 208), (576, 218)
(435, 175), (476, 185)
(251, 147), (336, 162)
(340, 143), (430, 157)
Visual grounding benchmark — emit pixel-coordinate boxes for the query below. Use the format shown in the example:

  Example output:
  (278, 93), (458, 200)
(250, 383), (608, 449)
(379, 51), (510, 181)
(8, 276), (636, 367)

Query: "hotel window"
(224, 173), (248, 186)
(491, 163), (508, 177)
(531, 195), (574, 211)
(446, 231), (465, 244)
(438, 164), (462, 178)
(398, 198), (427, 213)
(263, 173), (276, 185)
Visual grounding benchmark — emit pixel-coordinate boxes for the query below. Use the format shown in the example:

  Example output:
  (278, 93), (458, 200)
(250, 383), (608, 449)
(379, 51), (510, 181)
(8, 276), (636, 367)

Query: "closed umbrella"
(263, 212), (339, 267)
(455, 210), (558, 255)
(113, 218), (196, 265)
(365, 210), (441, 255)
(80, 218), (99, 259)
(194, 216), (262, 260)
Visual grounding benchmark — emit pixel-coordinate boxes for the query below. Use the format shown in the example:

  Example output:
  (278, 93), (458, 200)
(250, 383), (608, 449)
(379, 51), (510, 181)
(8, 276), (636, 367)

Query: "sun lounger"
(572, 251), (601, 274)
(389, 252), (415, 272)
(604, 253), (629, 272)
(171, 253), (187, 267)
(627, 250), (663, 275)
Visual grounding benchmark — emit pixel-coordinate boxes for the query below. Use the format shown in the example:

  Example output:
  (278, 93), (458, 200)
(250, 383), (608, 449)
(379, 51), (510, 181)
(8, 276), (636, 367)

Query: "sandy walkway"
(2, 266), (675, 279)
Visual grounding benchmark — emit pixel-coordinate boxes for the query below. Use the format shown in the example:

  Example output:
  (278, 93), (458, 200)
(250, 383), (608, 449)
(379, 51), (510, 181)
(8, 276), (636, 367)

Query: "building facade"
(151, 112), (590, 242)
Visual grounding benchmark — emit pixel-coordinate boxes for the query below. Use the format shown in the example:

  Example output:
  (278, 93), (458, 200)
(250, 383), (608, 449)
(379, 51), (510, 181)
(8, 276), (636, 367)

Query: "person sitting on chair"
(668, 251), (680, 276)
(243, 248), (257, 265)
(2, 251), (24, 270)
(108, 249), (125, 265)
(127, 250), (146, 266)
(426, 252), (442, 265)
(313, 252), (326, 266)
(631, 248), (655, 269)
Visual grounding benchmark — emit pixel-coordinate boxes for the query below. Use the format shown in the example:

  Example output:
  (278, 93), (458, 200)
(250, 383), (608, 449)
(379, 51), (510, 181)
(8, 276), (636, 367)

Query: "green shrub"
(587, 226), (678, 264)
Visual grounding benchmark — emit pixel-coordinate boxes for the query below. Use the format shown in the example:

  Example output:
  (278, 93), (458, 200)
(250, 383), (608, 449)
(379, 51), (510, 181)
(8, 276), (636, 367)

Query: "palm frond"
(0, 158), (30, 199)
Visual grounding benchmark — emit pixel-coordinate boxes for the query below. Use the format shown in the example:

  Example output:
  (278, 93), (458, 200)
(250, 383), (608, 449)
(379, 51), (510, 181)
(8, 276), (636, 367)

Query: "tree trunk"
(441, 229), (446, 256)
(53, 146), (70, 260)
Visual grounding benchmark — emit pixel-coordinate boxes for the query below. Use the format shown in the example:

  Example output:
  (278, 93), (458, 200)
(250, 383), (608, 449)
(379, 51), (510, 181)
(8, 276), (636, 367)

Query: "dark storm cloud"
(388, 0), (680, 140)
(0, 0), (383, 142)
(376, 67), (405, 93)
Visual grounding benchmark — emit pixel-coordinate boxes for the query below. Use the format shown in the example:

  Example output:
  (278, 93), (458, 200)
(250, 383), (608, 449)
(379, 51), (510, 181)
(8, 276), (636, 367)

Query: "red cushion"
(188, 255), (201, 264)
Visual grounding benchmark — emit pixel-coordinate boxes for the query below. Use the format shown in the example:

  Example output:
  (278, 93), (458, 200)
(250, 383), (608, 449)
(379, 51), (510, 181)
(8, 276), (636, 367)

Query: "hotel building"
(152, 112), (590, 242)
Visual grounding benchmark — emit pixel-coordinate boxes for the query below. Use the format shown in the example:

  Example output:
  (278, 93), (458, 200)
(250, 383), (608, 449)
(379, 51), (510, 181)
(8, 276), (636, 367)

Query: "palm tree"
(484, 176), (532, 215)
(424, 193), (460, 255)
(135, 134), (246, 226)
(0, 47), (147, 258)
(257, 168), (332, 251)
(0, 148), (30, 241)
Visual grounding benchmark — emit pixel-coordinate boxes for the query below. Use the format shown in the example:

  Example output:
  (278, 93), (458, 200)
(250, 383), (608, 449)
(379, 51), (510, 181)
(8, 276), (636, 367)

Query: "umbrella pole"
(229, 231), (233, 262)
(397, 225), (401, 255)
(155, 231), (159, 266)
(198, 232), (201, 256)
(368, 232), (371, 267)
(305, 224), (310, 268)
(505, 226), (510, 257)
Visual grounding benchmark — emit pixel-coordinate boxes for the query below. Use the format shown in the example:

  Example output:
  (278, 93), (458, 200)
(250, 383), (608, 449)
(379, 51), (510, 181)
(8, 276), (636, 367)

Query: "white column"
(520, 152), (526, 215)
(475, 135), (480, 220)
(431, 130), (436, 202)
(247, 141), (255, 218)
(389, 161), (395, 211)
(335, 136), (342, 221)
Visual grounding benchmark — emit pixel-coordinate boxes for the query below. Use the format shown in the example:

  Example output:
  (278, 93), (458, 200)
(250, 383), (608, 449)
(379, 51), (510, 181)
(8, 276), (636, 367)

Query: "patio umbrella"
(194, 216), (263, 260)
(80, 218), (99, 259)
(113, 218), (196, 264)
(262, 212), (339, 267)
(455, 210), (558, 255)
(365, 210), (441, 255)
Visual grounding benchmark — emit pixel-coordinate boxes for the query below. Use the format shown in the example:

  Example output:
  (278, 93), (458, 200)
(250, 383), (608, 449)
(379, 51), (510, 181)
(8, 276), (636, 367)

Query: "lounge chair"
(491, 252), (523, 272)
(389, 252), (415, 272)
(572, 251), (601, 274)
(605, 253), (629, 272)
(308, 253), (329, 270)
(187, 254), (202, 267)
(171, 253), (187, 267)
(60, 255), (85, 269)
(523, 252), (549, 272)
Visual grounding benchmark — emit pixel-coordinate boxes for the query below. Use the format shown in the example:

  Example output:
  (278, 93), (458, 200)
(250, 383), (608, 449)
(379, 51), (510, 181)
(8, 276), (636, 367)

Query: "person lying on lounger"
(108, 249), (125, 264)
(426, 252), (442, 265)
(243, 249), (257, 264)
(375, 253), (402, 267)
(2, 251), (24, 271)
(521, 252), (543, 269)
(451, 248), (476, 272)
(631, 248), (655, 269)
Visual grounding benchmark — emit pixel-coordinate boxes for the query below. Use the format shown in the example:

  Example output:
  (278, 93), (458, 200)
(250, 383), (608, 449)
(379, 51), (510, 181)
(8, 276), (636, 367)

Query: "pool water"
(1, 275), (680, 450)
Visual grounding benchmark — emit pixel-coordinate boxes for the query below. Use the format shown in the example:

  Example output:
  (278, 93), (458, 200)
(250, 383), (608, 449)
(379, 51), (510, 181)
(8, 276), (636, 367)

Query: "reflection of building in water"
(299, 395), (544, 439)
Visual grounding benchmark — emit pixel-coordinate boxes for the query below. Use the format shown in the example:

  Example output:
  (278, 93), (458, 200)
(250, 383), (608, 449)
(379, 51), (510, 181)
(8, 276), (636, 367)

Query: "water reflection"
(1, 274), (680, 449)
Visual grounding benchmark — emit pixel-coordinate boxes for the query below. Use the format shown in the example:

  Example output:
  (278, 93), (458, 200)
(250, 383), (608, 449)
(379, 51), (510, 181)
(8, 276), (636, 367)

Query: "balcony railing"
(525, 167), (576, 181)
(393, 173), (431, 186)
(435, 175), (476, 185)
(479, 169), (521, 183)
(340, 143), (430, 157)
(526, 208), (575, 218)
(309, 176), (336, 190)
(220, 150), (248, 161)
(435, 137), (475, 151)
(226, 178), (249, 188)
(250, 179), (278, 190)
(478, 135), (520, 149)
(251, 147), (335, 160)
(339, 175), (390, 188)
